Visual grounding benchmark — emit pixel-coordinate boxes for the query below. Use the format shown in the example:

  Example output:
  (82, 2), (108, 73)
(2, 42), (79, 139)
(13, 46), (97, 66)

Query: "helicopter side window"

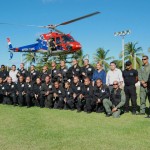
(56, 37), (61, 44)
(62, 35), (74, 43)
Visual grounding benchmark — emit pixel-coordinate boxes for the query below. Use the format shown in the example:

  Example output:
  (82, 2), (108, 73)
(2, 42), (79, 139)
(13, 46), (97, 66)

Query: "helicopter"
(4, 11), (100, 59)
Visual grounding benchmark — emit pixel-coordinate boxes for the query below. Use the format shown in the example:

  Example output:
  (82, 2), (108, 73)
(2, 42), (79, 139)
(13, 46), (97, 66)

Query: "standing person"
(40, 76), (53, 108)
(145, 73), (150, 118)
(0, 65), (9, 83)
(81, 59), (95, 81)
(67, 59), (82, 82)
(58, 60), (68, 84)
(3, 77), (17, 105)
(92, 63), (106, 85)
(64, 81), (74, 110)
(106, 62), (123, 91)
(9, 65), (18, 83)
(48, 61), (59, 83)
(29, 65), (40, 83)
(40, 66), (49, 83)
(137, 55), (150, 115)
(17, 63), (28, 79)
(24, 76), (34, 108)
(103, 81), (126, 118)
(16, 76), (25, 106)
(92, 78), (110, 113)
(77, 77), (93, 113)
(123, 61), (138, 114)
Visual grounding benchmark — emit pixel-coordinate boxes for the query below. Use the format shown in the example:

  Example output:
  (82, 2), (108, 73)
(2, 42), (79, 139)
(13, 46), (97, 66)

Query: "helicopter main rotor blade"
(55, 11), (100, 27)
(0, 22), (45, 28)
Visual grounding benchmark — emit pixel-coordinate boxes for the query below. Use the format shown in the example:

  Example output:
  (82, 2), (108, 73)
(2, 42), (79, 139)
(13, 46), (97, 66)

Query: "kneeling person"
(3, 77), (17, 105)
(103, 81), (126, 118)
(24, 77), (34, 108)
(64, 81), (74, 110)
(93, 78), (110, 113)
(53, 81), (65, 109)
(77, 77), (93, 113)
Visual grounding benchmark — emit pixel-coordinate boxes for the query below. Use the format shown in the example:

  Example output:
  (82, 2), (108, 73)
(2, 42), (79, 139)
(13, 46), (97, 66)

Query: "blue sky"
(0, 0), (149, 67)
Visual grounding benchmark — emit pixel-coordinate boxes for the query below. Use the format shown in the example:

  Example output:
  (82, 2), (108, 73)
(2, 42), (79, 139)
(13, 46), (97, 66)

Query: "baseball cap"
(125, 61), (132, 66)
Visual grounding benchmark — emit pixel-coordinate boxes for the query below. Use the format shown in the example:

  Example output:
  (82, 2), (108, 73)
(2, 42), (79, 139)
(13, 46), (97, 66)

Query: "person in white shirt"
(9, 65), (18, 83)
(106, 62), (123, 91)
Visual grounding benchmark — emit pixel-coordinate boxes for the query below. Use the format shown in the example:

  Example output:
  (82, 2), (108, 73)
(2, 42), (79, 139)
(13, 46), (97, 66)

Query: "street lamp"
(114, 30), (131, 70)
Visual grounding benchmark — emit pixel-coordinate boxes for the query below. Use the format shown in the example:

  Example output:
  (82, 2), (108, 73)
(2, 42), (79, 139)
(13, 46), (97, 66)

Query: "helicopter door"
(56, 37), (63, 50)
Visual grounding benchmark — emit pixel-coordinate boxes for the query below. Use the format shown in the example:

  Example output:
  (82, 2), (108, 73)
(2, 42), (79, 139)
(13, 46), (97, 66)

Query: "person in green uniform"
(103, 81), (126, 118)
(47, 38), (57, 56)
(145, 72), (150, 118)
(137, 55), (150, 115)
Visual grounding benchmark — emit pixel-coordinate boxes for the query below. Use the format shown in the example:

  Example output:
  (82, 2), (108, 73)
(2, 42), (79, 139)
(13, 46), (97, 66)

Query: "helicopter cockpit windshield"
(62, 35), (74, 43)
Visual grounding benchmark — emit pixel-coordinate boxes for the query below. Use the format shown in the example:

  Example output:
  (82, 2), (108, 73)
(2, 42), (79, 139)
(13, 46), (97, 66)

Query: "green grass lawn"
(0, 103), (150, 150)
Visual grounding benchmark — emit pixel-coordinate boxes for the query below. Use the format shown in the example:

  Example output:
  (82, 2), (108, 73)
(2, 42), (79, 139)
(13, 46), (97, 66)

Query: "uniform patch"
(77, 87), (80, 90)
(88, 68), (92, 71)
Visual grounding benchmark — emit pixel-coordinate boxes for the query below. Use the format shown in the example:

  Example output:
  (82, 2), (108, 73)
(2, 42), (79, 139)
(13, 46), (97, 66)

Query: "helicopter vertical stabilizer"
(7, 38), (13, 49)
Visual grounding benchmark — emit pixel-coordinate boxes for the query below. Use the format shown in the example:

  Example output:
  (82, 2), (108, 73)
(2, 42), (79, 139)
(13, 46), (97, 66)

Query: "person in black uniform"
(17, 63), (28, 79)
(123, 61), (138, 114)
(71, 76), (83, 108)
(0, 77), (5, 103)
(64, 81), (74, 110)
(40, 76), (53, 108)
(3, 77), (17, 105)
(24, 76), (34, 108)
(29, 65), (40, 83)
(52, 81), (65, 109)
(92, 78), (110, 113)
(16, 76), (25, 106)
(48, 61), (59, 83)
(67, 59), (82, 82)
(58, 60), (68, 84)
(0, 65), (9, 83)
(81, 59), (95, 81)
(77, 77), (93, 113)
(33, 78), (42, 107)
(40, 66), (49, 83)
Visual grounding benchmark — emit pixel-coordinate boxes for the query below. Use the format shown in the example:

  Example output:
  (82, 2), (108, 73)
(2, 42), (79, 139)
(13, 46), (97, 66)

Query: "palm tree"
(120, 42), (143, 69)
(93, 48), (114, 71)
(23, 52), (37, 65)
(71, 50), (87, 66)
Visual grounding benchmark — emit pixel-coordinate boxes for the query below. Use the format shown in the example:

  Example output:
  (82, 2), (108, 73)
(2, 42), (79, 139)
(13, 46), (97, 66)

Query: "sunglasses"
(142, 58), (147, 60)
(113, 83), (118, 85)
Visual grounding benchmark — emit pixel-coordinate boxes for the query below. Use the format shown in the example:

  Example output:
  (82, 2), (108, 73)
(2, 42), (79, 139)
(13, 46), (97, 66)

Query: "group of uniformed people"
(0, 55), (150, 118)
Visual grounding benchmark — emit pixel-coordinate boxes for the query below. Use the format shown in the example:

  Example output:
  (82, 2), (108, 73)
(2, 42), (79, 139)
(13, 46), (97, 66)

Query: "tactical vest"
(110, 88), (122, 106)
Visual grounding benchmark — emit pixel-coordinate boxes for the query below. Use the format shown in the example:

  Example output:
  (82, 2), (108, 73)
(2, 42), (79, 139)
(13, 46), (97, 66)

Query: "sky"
(0, 0), (150, 68)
